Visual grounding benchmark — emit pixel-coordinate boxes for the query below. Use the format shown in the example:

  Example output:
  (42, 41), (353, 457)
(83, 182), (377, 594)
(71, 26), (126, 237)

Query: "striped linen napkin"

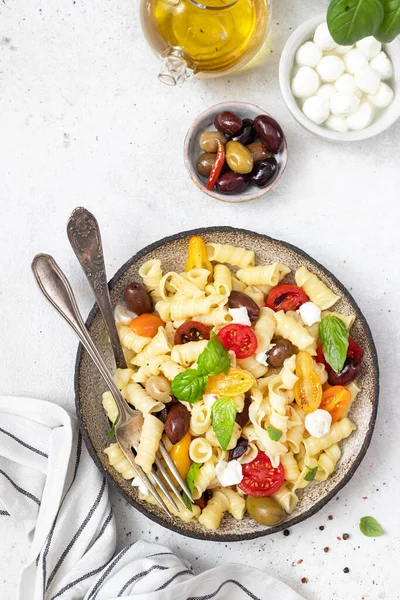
(0, 397), (305, 600)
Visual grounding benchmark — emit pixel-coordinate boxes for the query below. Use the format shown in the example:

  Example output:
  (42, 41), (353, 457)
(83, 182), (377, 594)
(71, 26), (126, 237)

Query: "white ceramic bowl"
(279, 13), (400, 141)
(184, 102), (288, 203)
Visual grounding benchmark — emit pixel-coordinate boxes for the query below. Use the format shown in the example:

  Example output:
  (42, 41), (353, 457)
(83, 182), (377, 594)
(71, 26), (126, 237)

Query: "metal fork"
(31, 254), (193, 514)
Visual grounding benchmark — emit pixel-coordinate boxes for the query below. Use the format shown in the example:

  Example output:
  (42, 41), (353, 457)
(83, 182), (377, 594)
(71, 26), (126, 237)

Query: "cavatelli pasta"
(169, 294), (227, 321)
(213, 264), (233, 296)
(104, 443), (136, 479)
(139, 260), (162, 292)
(281, 451), (301, 482)
(123, 382), (164, 414)
(198, 489), (229, 530)
(159, 360), (185, 381)
(295, 266), (340, 310)
(272, 485), (298, 514)
(132, 327), (172, 365)
(193, 459), (216, 500)
(322, 311), (356, 330)
(160, 272), (201, 300)
(131, 355), (171, 384)
(190, 402), (212, 436)
(237, 355), (268, 379)
(206, 243), (255, 269)
(231, 275), (247, 292)
(243, 286), (265, 307)
(102, 391), (118, 424)
(303, 418), (356, 457)
(189, 438), (213, 463)
(184, 268), (211, 291)
(114, 368), (134, 391)
(236, 263), (291, 287)
(254, 308), (276, 354)
(191, 308), (232, 328)
(135, 414), (164, 473)
(316, 444), (341, 481)
(274, 310), (315, 351)
(171, 339), (209, 367)
(118, 324), (152, 353)
(220, 487), (246, 520)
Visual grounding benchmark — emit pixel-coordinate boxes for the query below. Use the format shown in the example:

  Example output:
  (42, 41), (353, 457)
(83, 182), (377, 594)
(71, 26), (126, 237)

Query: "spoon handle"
(67, 207), (126, 369)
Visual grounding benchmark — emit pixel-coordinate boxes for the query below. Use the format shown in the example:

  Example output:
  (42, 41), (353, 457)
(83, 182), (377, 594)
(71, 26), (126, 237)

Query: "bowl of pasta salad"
(75, 227), (378, 540)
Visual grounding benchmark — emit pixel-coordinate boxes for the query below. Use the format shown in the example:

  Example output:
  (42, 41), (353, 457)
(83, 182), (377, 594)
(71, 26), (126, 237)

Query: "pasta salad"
(103, 236), (363, 530)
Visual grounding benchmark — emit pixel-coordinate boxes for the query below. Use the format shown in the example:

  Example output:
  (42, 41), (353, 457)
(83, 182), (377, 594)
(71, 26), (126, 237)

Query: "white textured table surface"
(0, 0), (399, 598)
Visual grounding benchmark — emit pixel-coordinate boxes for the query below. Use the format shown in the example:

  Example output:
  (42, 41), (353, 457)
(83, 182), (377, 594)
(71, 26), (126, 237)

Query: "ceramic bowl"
(183, 102), (288, 203)
(75, 227), (379, 541)
(279, 13), (400, 141)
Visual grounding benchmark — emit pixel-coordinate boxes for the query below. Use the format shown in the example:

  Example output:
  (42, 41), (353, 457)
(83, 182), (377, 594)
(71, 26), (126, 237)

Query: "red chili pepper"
(206, 140), (225, 190)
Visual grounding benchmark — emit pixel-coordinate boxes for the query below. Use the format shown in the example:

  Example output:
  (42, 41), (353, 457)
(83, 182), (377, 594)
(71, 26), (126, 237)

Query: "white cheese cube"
(316, 55), (345, 82)
(305, 410), (332, 438)
(316, 84), (336, 99)
(354, 66), (381, 94)
(302, 96), (330, 124)
(368, 82), (394, 108)
(325, 115), (349, 132)
(298, 302), (321, 326)
(370, 51), (394, 80)
(216, 460), (243, 487)
(344, 49), (368, 74)
(330, 91), (360, 116)
(346, 101), (374, 130)
(356, 36), (382, 60)
(314, 22), (337, 51)
(228, 307), (251, 326)
(291, 66), (320, 98)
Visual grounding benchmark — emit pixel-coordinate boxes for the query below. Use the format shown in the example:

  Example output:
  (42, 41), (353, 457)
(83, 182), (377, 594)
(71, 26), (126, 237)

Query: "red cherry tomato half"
(238, 452), (285, 497)
(174, 321), (211, 345)
(266, 284), (308, 312)
(217, 324), (258, 359)
(316, 339), (363, 371)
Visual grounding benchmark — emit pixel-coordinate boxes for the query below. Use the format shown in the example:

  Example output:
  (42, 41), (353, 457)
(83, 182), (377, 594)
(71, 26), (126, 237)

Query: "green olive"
(246, 496), (285, 526)
(199, 131), (227, 153)
(226, 141), (253, 174)
(197, 152), (217, 177)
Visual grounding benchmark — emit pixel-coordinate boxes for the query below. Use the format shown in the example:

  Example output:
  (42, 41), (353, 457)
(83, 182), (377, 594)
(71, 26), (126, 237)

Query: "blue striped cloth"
(0, 397), (305, 600)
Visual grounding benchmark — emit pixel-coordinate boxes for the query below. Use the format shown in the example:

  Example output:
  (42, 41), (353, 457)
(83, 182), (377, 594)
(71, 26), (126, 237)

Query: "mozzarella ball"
(317, 84), (336, 99)
(302, 96), (330, 124)
(346, 101), (374, 130)
(334, 44), (354, 55)
(292, 66), (320, 98)
(330, 91), (360, 116)
(296, 41), (323, 68)
(356, 36), (382, 60)
(316, 55), (345, 82)
(368, 82), (394, 108)
(314, 22), (337, 51)
(325, 115), (348, 132)
(354, 66), (381, 94)
(370, 51), (394, 80)
(344, 49), (368, 74)
(335, 73), (363, 98)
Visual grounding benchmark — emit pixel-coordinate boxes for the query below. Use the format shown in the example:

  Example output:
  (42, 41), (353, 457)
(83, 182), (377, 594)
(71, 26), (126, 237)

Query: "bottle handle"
(158, 51), (194, 86)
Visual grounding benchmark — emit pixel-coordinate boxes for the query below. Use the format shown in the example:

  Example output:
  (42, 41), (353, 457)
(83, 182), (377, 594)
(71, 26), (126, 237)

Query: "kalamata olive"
(145, 375), (171, 402)
(226, 141), (253, 175)
(214, 111), (242, 136)
(164, 402), (191, 445)
(231, 118), (255, 145)
(199, 131), (227, 153)
(246, 496), (285, 526)
(249, 157), (278, 188)
(125, 282), (153, 315)
(228, 290), (260, 322)
(254, 115), (285, 153)
(197, 152), (216, 177)
(235, 394), (251, 428)
(157, 407), (168, 423)
(267, 339), (294, 368)
(246, 141), (271, 163)
(228, 437), (249, 461)
(194, 489), (212, 509)
(328, 358), (360, 386)
(216, 171), (249, 195)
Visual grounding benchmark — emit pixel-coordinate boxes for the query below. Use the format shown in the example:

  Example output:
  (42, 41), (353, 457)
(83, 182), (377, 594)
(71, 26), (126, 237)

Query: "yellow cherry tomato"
(320, 385), (352, 423)
(206, 368), (254, 396)
(169, 431), (191, 480)
(129, 313), (164, 338)
(294, 351), (322, 414)
(185, 236), (213, 274)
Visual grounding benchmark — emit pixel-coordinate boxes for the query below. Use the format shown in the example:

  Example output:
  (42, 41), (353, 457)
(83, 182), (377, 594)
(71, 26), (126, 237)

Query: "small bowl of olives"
(184, 102), (288, 203)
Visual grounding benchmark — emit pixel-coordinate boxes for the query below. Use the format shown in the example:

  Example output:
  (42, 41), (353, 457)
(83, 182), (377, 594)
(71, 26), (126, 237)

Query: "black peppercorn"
(343, 567), (350, 573)
(324, 547), (329, 553)
(343, 533), (350, 540)
(283, 529), (290, 537)
(319, 525), (325, 531)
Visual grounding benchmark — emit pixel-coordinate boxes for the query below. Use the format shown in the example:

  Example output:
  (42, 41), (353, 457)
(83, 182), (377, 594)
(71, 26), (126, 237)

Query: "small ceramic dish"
(279, 13), (400, 141)
(183, 102), (288, 203)
(75, 227), (379, 541)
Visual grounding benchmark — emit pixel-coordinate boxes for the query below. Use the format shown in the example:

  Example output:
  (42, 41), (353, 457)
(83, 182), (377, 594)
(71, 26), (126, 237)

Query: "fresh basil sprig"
(319, 315), (349, 373)
(211, 397), (237, 451)
(171, 333), (231, 404)
(327, 0), (400, 45)
(107, 414), (119, 437)
(267, 425), (283, 442)
(198, 332), (231, 377)
(182, 462), (201, 511)
(360, 516), (384, 537)
(304, 465), (318, 482)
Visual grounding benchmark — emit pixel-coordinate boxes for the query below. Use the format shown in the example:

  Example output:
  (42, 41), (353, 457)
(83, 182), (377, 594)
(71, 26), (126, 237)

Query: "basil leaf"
(182, 462), (201, 511)
(171, 369), (208, 404)
(304, 465), (318, 482)
(211, 397), (237, 451)
(327, 0), (384, 45)
(375, 0), (400, 42)
(197, 331), (231, 377)
(319, 315), (349, 373)
(267, 425), (283, 442)
(360, 516), (384, 537)
(107, 414), (119, 437)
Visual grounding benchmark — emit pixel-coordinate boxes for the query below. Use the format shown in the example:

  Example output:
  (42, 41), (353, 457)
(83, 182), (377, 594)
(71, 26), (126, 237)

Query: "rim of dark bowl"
(75, 226), (379, 542)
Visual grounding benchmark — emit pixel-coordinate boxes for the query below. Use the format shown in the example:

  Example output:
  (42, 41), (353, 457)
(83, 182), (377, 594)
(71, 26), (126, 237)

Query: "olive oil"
(149, 0), (268, 73)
